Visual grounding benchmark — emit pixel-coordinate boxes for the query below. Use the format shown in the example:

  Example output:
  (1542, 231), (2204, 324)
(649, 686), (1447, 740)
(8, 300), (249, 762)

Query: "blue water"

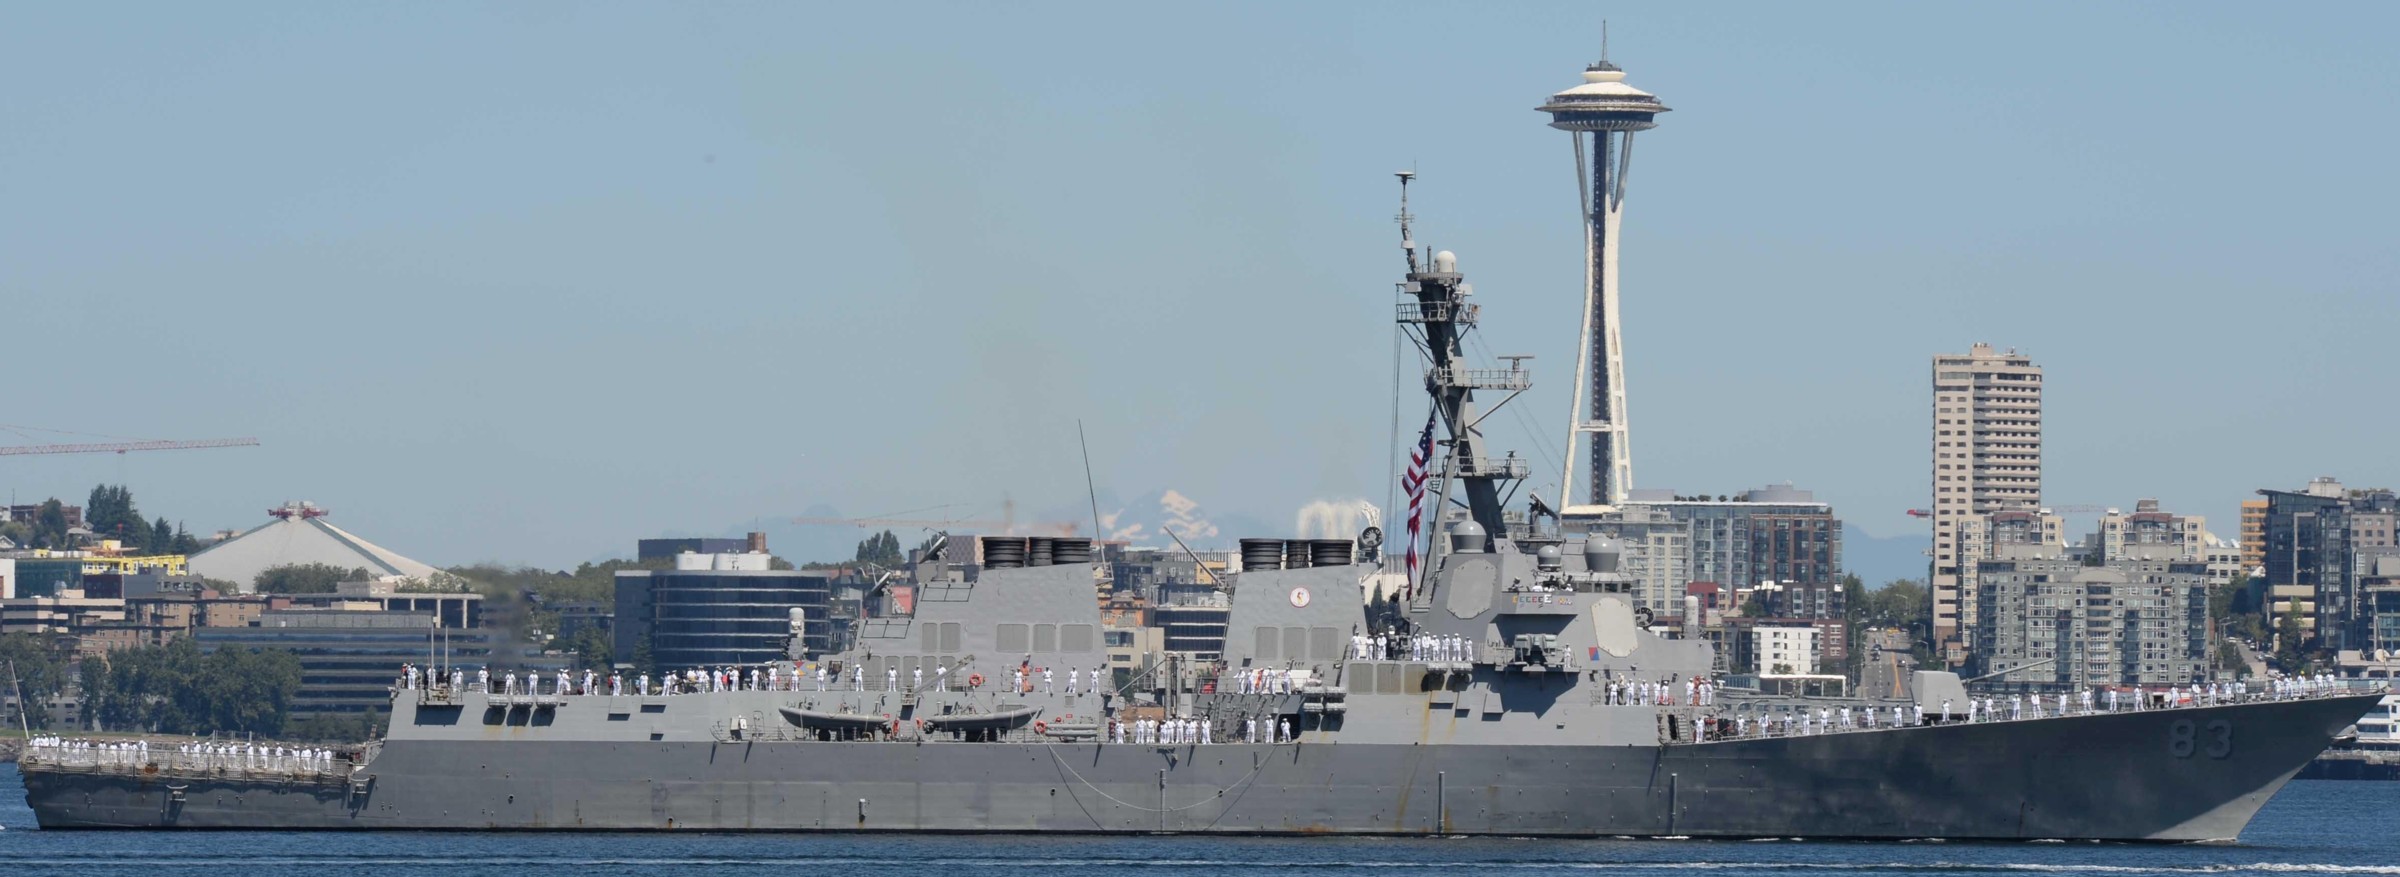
(0, 764), (2392, 876)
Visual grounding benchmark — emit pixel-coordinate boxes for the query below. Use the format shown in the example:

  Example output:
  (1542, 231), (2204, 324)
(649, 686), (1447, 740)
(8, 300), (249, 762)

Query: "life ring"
(915, 718), (926, 731)
(968, 673), (985, 688)
(1033, 720), (1049, 735)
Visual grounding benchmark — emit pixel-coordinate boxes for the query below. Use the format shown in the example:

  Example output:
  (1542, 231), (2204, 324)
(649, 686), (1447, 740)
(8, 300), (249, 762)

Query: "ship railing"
(489, 692), (566, 708)
(1396, 301), (1479, 327)
(1452, 456), (1531, 480)
(17, 747), (358, 785)
(1694, 683), (2370, 741)
(1430, 366), (1532, 392)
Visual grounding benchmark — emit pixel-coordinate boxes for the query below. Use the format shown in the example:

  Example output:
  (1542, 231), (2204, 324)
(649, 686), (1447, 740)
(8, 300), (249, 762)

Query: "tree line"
(0, 485), (205, 554)
(78, 638), (303, 737)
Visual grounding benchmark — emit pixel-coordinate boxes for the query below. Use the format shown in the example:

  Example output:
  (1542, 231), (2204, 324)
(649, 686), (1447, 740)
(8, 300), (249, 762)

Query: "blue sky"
(4, 3), (2396, 572)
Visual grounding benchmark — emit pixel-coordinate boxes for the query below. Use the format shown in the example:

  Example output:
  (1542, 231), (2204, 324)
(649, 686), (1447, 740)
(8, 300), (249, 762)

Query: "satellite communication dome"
(1448, 519), (1490, 553)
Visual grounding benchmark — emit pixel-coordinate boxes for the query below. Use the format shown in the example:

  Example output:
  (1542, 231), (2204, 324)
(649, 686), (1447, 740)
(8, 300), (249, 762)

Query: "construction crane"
(0, 437), (260, 457)
(790, 500), (1079, 535)
(790, 514), (1080, 536)
(1904, 504), (2113, 519)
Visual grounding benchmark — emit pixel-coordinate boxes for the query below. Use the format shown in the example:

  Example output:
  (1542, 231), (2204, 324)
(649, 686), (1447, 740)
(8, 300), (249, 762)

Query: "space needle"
(1540, 51), (1668, 512)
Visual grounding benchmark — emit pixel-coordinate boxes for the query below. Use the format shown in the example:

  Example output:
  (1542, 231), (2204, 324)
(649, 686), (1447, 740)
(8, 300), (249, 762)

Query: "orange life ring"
(968, 673), (985, 688)
(889, 719), (900, 735)
(1034, 720), (1049, 735)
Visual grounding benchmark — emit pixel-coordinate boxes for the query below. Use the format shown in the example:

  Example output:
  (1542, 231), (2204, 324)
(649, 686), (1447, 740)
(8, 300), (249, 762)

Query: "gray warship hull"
(22, 693), (2379, 840)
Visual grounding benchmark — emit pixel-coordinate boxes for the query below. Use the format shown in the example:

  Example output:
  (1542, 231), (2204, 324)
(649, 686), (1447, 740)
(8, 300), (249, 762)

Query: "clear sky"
(5, 3), (2397, 572)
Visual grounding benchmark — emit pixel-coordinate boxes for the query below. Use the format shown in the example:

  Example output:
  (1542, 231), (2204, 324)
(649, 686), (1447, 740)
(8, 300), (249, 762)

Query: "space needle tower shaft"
(1540, 53), (1669, 510)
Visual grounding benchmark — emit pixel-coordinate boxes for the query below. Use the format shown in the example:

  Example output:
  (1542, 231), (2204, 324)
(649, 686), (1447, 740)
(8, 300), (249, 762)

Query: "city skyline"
(5, 5), (2399, 572)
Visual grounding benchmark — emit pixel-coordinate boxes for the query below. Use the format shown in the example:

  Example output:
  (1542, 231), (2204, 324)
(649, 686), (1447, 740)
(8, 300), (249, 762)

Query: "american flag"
(1401, 409), (1437, 593)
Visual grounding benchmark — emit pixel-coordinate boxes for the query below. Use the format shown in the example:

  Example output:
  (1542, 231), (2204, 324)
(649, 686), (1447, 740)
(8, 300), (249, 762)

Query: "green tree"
(80, 640), (303, 736)
(169, 523), (202, 555)
(35, 499), (71, 548)
(1851, 579), (1932, 662)
(448, 558), (671, 609)
(0, 633), (72, 730)
(631, 637), (657, 678)
(855, 530), (903, 567)
(2274, 602), (2306, 668)
(1840, 573), (1868, 678)
(86, 484), (144, 547)
(567, 625), (613, 670)
(254, 563), (372, 594)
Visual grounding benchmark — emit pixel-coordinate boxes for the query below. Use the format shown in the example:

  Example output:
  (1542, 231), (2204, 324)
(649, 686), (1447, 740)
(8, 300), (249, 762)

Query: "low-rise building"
(0, 589), (127, 649)
(84, 589), (276, 651)
(1753, 625), (1819, 675)
(196, 609), (506, 719)
(637, 534), (762, 562)
(615, 550), (833, 668)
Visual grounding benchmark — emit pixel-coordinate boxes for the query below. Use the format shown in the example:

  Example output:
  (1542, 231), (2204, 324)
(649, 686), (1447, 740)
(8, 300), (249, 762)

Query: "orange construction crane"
(790, 515), (1079, 536)
(791, 500), (1078, 535)
(0, 437), (260, 457)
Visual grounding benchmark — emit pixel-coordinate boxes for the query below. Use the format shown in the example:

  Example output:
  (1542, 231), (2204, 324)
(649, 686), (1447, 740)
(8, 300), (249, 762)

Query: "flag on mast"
(1401, 409), (1437, 594)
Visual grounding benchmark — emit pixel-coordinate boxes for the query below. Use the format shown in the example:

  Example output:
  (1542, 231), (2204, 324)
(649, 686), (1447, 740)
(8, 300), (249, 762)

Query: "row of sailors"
(24, 736), (343, 772)
(1601, 677), (1719, 707)
(1728, 705), (1927, 738)
(1226, 668), (1313, 695)
(1709, 678), (2352, 741)
(1109, 716), (1297, 745)
(2274, 673), (2344, 698)
(401, 663), (1109, 698)
(1350, 632), (1473, 663)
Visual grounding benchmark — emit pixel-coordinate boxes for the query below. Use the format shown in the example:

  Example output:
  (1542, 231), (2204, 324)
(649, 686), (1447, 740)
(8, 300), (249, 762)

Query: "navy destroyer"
(18, 61), (2386, 840)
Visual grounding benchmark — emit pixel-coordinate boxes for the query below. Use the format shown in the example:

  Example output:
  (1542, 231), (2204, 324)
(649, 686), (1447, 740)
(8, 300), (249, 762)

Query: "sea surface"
(0, 764), (2392, 877)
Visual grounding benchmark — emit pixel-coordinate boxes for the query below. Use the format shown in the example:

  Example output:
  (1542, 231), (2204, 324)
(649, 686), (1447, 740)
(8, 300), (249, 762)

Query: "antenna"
(1077, 420), (1105, 552)
(1158, 518), (1225, 588)
(1601, 20), (1610, 66)
(1396, 170), (1419, 274)
(6, 659), (29, 740)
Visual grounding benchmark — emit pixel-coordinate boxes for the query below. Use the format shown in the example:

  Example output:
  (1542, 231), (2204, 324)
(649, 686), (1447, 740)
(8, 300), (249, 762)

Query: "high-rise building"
(1541, 57), (1668, 511)
(2094, 500), (2210, 564)
(1959, 502), (2215, 688)
(1931, 343), (2043, 663)
(2239, 499), (2269, 573)
(2259, 477), (2400, 652)
(1632, 484), (1843, 591)
(1975, 557), (2210, 691)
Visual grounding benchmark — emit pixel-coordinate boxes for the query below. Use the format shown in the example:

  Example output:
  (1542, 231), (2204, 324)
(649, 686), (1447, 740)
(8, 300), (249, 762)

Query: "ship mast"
(1393, 174), (1531, 603)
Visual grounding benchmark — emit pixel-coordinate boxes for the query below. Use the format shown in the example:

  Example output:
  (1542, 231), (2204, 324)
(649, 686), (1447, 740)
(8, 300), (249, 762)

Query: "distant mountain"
(1846, 525), (1930, 587)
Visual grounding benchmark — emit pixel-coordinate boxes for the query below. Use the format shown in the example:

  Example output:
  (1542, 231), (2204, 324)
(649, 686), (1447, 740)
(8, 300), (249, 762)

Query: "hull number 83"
(2168, 718), (2233, 759)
